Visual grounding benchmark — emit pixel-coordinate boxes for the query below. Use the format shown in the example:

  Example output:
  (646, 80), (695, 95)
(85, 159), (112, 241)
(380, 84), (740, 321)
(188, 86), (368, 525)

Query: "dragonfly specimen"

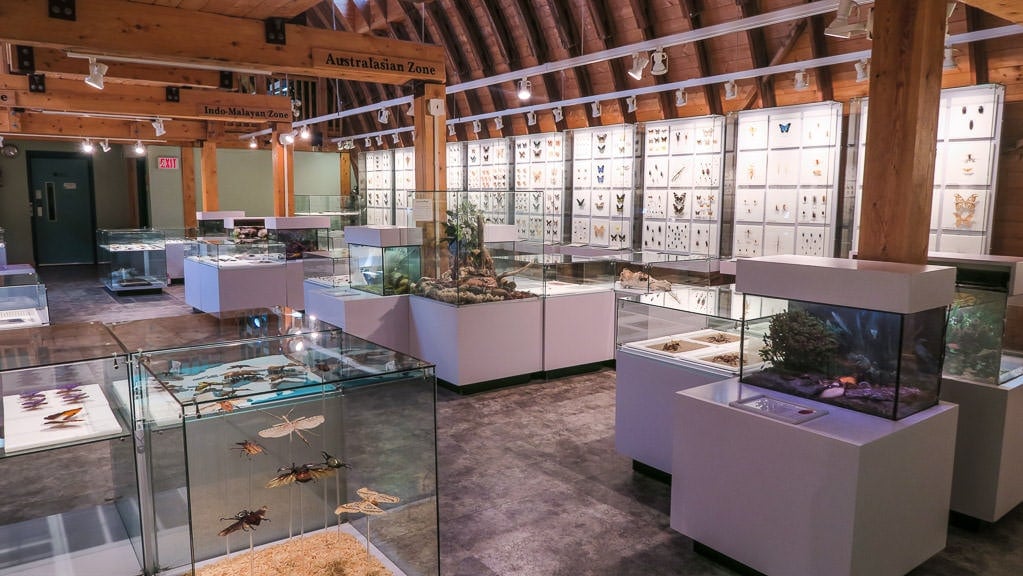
(218, 506), (269, 536)
(43, 407), (84, 426)
(257, 410), (325, 445)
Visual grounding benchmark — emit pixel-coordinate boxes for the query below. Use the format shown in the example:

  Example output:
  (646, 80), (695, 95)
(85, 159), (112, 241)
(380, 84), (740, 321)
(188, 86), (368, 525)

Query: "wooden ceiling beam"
(10, 46), (226, 88)
(627, 0), (673, 120)
(586, 0), (638, 124)
(7, 111), (211, 142)
(546, 0), (593, 128)
(965, 5), (990, 84)
(0, 73), (292, 122)
(424, 1), (485, 136)
(739, 19), (807, 110)
(0, 0), (444, 84)
(508, 0), (567, 132)
(958, 1), (1023, 24)
(449, 0), (512, 138)
(737, 0), (776, 109)
(478, 3), (518, 68)
(678, 0), (721, 116)
(808, 15), (835, 102)
(125, 0), (323, 20)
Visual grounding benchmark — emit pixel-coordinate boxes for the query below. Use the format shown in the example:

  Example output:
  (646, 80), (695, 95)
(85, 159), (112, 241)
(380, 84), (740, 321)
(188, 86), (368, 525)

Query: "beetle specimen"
(266, 463), (334, 488)
(218, 506), (269, 536)
(232, 440), (265, 457)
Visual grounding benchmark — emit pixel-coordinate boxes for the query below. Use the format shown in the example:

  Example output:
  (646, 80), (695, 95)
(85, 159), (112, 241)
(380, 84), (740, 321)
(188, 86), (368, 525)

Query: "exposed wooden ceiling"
(2, 0), (1023, 150)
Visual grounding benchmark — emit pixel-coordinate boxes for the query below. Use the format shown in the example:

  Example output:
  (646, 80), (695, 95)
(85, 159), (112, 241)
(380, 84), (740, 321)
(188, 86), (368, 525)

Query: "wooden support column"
(272, 123), (295, 217)
(414, 82), (447, 276)
(339, 151), (352, 196)
(200, 140), (219, 211)
(181, 146), (197, 228)
(858, 0), (947, 265)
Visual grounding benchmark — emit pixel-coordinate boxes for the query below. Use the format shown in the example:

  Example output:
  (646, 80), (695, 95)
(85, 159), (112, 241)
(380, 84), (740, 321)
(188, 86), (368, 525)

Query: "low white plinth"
(303, 283), (411, 355)
(183, 258), (287, 313)
(614, 347), (729, 473)
(285, 260), (305, 309)
(671, 379), (957, 576)
(941, 376), (1023, 522)
(165, 242), (188, 281)
(408, 296), (542, 386)
(543, 290), (614, 371)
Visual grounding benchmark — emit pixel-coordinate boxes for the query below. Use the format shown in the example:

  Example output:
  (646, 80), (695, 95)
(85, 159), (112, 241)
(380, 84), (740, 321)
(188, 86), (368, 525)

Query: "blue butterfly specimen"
(779, 123), (791, 133)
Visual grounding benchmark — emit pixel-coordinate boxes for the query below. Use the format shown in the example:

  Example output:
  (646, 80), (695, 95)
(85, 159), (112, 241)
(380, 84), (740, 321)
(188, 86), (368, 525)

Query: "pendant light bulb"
(517, 78), (532, 100)
(134, 140), (146, 155)
(81, 139), (94, 153)
(299, 126), (311, 140)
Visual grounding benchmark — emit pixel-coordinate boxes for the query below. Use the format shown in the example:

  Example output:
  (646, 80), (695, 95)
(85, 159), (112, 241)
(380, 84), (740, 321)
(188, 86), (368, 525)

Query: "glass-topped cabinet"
(511, 253), (616, 297)
(294, 194), (363, 229)
(265, 216), (330, 260)
(186, 239), (286, 267)
(304, 234), (350, 288)
(97, 228), (168, 292)
(133, 327), (438, 575)
(163, 227), (197, 283)
(0, 265), (49, 329)
(346, 226), (422, 296)
(613, 252), (719, 293)
(196, 210), (245, 238)
(617, 285), (787, 375)
(225, 217), (267, 243)
(0, 322), (141, 575)
(929, 253), (1023, 387)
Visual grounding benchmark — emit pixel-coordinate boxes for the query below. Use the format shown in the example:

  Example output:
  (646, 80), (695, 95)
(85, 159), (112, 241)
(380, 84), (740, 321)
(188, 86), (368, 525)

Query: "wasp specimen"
(218, 506), (269, 536)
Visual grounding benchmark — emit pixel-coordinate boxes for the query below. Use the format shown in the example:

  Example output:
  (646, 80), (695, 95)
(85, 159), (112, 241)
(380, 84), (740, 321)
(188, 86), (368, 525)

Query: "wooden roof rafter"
(626, 0), (673, 120)
(585, 0), (641, 125)
(507, 0), (567, 133)
(545, 0), (594, 128)
(678, 0), (721, 116)
(448, 0), (513, 138)
(808, 14), (836, 102)
(422, 1), (485, 139)
(737, 0), (777, 109)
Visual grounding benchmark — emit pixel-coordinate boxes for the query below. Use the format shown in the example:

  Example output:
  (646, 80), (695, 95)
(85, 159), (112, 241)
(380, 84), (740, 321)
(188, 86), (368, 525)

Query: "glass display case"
(225, 217), (267, 243)
(0, 227), (6, 267)
(612, 252), (720, 293)
(186, 239), (286, 267)
(265, 217), (330, 260)
(134, 328), (438, 575)
(163, 227), (196, 246)
(509, 253), (615, 297)
(196, 211), (245, 238)
(349, 244), (421, 296)
(617, 285), (787, 375)
(0, 283), (48, 329)
(304, 235), (350, 288)
(739, 298), (947, 420)
(294, 194), (363, 229)
(97, 228), (168, 292)
(0, 322), (141, 574)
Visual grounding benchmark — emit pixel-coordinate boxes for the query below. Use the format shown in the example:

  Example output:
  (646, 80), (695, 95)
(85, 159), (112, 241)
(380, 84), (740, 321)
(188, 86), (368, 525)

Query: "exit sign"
(157, 157), (179, 170)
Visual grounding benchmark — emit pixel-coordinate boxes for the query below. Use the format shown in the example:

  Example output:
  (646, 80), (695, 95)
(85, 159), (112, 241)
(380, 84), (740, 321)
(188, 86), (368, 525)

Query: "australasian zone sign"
(312, 48), (443, 82)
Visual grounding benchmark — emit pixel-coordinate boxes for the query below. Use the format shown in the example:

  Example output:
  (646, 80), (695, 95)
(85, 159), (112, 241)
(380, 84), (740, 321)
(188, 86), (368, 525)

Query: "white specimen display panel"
(851, 84), (1004, 254)
(393, 147), (416, 227)
(464, 137), (513, 225)
(642, 116), (725, 256)
(513, 133), (568, 243)
(570, 125), (636, 249)
(733, 102), (842, 258)
(446, 142), (467, 209)
(363, 149), (394, 225)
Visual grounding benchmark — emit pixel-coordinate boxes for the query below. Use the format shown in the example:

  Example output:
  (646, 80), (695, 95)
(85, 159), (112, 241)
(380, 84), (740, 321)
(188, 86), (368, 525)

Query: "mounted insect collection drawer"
(134, 326), (439, 575)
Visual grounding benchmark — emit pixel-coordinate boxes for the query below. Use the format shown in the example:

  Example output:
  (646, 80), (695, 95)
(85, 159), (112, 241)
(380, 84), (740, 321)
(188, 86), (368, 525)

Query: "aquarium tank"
(740, 299), (947, 420)
(349, 244), (421, 295)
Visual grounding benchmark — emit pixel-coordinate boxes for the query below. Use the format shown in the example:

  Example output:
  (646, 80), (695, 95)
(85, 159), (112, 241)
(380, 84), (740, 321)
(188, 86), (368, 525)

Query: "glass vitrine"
(196, 211), (245, 238)
(134, 328), (438, 575)
(304, 235), (350, 288)
(265, 217), (331, 260)
(0, 322), (141, 575)
(186, 239), (286, 267)
(294, 195), (363, 230)
(613, 252), (719, 293)
(97, 228), (168, 292)
(225, 217), (267, 243)
(345, 226), (423, 296)
(510, 253), (616, 297)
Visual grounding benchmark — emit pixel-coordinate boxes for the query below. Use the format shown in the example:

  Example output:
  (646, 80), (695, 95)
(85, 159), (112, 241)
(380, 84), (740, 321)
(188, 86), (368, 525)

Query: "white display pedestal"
(542, 290), (614, 371)
(165, 243), (187, 282)
(614, 347), (730, 474)
(285, 260), (305, 310)
(183, 258), (287, 313)
(408, 295), (542, 387)
(303, 283), (411, 355)
(941, 376), (1023, 522)
(671, 379), (957, 576)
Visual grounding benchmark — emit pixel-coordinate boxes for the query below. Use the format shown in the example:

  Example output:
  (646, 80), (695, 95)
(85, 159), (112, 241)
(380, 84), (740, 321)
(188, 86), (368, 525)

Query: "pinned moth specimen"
(335, 487), (401, 516)
(43, 407), (84, 426)
(218, 506), (269, 536)
(266, 463), (334, 488)
(232, 440), (265, 457)
(257, 410), (325, 445)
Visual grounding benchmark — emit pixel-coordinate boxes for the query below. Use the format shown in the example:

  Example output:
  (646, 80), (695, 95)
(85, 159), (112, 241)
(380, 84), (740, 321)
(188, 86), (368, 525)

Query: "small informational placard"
(414, 198), (434, 222)
(157, 157), (179, 170)
(729, 394), (828, 425)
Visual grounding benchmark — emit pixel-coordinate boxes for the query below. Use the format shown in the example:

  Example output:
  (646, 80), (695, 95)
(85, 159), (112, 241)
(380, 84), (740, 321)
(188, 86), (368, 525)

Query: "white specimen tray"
(729, 393), (829, 425)
(2, 384), (125, 454)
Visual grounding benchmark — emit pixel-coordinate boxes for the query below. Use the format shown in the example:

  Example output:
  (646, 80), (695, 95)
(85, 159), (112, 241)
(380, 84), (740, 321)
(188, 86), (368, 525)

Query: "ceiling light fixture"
(99, 139), (112, 153)
(675, 88), (688, 107)
(151, 118), (166, 137)
(628, 52), (650, 81)
(249, 137), (258, 149)
(278, 131), (296, 146)
(84, 57), (108, 90)
(794, 69), (809, 91)
(526, 110), (537, 126)
(448, 124), (456, 136)
(472, 120), (481, 134)
(378, 108), (390, 124)
(825, 0), (872, 39)
(299, 126), (311, 140)
(854, 58), (870, 82)
(517, 78), (532, 100)
(375, 135), (384, 145)
(494, 117), (504, 130)
(134, 140), (146, 155)
(81, 139), (94, 153)
(552, 107), (564, 122)
(392, 132), (400, 144)
(943, 34), (959, 71)
(724, 80), (738, 100)
(626, 95), (638, 113)
(650, 48), (668, 76)
(406, 102), (414, 117)
(591, 101), (602, 118)
(364, 137), (372, 147)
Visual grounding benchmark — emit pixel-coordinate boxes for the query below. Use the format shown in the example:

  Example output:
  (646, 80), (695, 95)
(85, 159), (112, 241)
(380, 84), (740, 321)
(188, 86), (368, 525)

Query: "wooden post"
(200, 140), (219, 211)
(857, 0), (947, 265)
(339, 150), (352, 196)
(180, 146), (197, 228)
(271, 123), (295, 217)
(414, 82), (447, 277)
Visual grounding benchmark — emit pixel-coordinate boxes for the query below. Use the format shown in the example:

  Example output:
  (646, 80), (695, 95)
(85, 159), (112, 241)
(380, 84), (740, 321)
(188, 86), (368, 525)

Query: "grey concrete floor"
(32, 264), (1023, 575)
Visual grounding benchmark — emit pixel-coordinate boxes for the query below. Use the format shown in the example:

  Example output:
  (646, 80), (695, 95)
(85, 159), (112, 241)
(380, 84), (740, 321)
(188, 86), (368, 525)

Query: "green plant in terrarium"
(759, 309), (839, 373)
(944, 290), (1005, 381)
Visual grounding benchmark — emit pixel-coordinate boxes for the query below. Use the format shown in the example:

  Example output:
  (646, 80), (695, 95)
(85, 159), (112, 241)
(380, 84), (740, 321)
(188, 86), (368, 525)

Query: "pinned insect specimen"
(61, 392), (89, 404)
(218, 506), (269, 536)
(321, 451), (352, 470)
(21, 396), (47, 410)
(335, 487), (401, 516)
(266, 462), (335, 488)
(257, 410), (325, 445)
(43, 407), (84, 426)
(232, 440), (265, 457)
(55, 384), (82, 396)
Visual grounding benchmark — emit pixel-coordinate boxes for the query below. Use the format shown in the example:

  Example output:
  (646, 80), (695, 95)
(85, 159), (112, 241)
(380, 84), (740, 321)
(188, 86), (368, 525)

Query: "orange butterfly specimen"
(335, 487), (401, 516)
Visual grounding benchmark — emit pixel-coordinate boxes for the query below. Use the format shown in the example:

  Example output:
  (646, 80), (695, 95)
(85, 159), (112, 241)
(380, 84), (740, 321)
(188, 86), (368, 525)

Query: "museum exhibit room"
(3, 0), (1023, 574)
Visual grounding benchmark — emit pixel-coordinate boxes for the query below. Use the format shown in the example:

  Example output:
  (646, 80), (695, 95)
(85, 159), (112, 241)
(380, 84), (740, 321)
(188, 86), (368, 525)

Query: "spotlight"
(249, 137), (258, 149)
(794, 70), (809, 91)
(675, 88), (688, 107)
(278, 131), (296, 145)
(825, 0), (871, 39)
(627, 52), (649, 81)
(299, 126), (311, 140)
(448, 124), (456, 136)
(494, 117), (504, 130)
(151, 118), (166, 137)
(406, 102), (415, 117)
(724, 80), (738, 100)
(552, 107), (564, 122)
(81, 139), (94, 153)
(650, 48), (667, 76)
(378, 108), (390, 124)
(84, 57), (108, 90)
(392, 132), (400, 144)
(99, 139), (112, 153)
(854, 58), (870, 82)
(626, 95), (638, 113)
(134, 140), (146, 155)
(364, 137), (372, 147)
(472, 120), (481, 134)
(591, 101), (602, 118)
(517, 78), (532, 100)
(411, 130), (416, 140)
(943, 36), (959, 71)
(375, 135), (383, 146)
(526, 110), (537, 126)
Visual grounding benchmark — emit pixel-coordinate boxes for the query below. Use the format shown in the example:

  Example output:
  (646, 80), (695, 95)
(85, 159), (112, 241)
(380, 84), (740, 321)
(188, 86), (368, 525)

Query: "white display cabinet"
(393, 147), (417, 227)
(303, 234), (349, 289)
(465, 137), (513, 227)
(97, 228), (168, 293)
(265, 216), (331, 310)
(733, 101), (843, 258)
(0, 265), (49, 329)
(641, 115), (726, 256)
(183, 240), (288, 313)
(362, 149), (395, 225)
(512, 132), (569, 244)
(569, 124), (637, 251)
(162, 227), (196, 282)
(445, 141), (466, 210)
(850, 84), (1005, 254)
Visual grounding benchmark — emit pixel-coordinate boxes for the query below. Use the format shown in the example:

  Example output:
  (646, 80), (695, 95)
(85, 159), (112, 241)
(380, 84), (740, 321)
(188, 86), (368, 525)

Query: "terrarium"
(186, 239), (286, 267)
(265, 216), (330, 260)
(0, 283), (48, 329)
(196, 211), (245, 238)
(349, 244), (420, 295)
(225, 217), (267, 243)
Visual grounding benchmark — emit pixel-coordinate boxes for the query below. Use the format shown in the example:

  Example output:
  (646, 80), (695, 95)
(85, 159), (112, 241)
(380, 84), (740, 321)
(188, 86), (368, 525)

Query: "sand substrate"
(196, 530), (393, 576)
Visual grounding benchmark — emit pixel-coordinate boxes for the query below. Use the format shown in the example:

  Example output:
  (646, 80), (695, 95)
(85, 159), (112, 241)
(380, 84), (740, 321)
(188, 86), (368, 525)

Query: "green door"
(28, 153), (96, 265)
